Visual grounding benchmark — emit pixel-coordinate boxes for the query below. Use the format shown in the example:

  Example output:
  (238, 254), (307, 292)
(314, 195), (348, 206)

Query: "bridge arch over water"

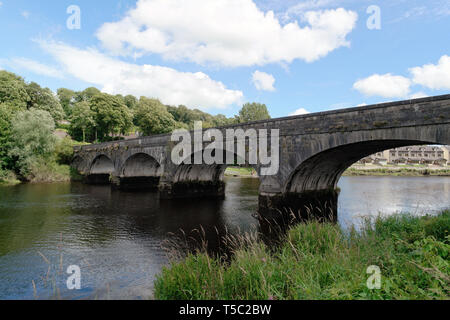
(72, 95), (450, 221)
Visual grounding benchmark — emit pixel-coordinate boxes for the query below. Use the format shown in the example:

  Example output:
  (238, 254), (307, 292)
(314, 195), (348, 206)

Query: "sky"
(0, 0), (449, 118)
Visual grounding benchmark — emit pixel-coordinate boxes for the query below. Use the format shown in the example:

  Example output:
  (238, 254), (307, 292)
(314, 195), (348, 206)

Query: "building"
(359, 146), (450, 166)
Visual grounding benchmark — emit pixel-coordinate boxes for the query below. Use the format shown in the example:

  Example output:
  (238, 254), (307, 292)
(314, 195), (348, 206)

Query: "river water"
(0, 176), (449, 300)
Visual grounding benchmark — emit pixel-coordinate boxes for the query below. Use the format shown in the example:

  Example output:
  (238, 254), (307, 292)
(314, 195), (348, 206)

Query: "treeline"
(0, 70), (271, 182)
(63, 87), (271, 143)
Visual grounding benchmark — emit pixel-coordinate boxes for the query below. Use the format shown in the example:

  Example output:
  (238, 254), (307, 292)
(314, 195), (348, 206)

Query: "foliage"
(0, 103), (14, 168)
(8, 109), (56, 180)
(237, 103), (271, 123)
(57, 88), (76, 117)
(167, 105), (236, 129)
(155, 211), (450, 300)
(124, 94), (138, 110)
(0, 71), (30, 110)
(74, 87), (101, 103)
(69, 101), (95, 142)
(54, 136), (88, 165)
(90, 93), (133, 141)
(25, 82), (65, 122)
(135, 97), (177, 135)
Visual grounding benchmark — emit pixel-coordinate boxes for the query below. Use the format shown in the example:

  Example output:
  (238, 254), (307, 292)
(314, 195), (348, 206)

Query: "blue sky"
(0, 0), (449, 118)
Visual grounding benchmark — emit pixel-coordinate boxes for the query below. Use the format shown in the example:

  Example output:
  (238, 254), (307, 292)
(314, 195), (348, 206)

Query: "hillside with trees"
(0, 70), (271, 184)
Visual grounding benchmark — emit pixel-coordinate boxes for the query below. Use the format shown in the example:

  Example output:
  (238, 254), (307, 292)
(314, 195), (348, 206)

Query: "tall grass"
(154, 211), (450, 300)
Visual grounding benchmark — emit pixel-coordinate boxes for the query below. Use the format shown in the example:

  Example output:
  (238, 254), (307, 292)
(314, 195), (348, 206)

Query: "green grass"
(154, 211), (450, 300)
(225, 167), (257, 177)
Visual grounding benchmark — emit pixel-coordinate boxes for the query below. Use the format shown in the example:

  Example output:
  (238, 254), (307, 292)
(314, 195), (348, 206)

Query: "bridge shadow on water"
(71, 177), (340, 262)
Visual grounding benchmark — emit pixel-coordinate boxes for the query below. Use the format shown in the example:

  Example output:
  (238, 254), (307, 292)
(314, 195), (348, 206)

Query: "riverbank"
(154, 210), (450, 300)
(344, 165), (450, 177)
(0, 164), (74, 186)
(224, 167), (258, 178)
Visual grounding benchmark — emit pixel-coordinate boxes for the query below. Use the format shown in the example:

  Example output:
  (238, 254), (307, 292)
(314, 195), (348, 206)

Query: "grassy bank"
(344, 167), (450, 177)
(154, 211), (450, 300)
(225, 167), (258, 177)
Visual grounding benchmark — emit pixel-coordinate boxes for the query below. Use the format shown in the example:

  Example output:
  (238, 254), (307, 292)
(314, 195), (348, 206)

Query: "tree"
(75, 87), (101, 103)
(238, 103), (271, 123)
(57, 88), (76, 117)
(70, 101), (95, 142)
(0, 103), (14, 168)
(90, 93), (133, 141)
(8, 109), (56, 179)
(0, 71), (30, 110)
(135, 97), (177, 135)
(26, 82), (64, 122)
(124, 95), (138, 110)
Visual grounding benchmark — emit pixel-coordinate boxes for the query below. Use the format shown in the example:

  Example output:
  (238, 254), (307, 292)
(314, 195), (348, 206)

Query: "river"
(0, 176), (449, 300)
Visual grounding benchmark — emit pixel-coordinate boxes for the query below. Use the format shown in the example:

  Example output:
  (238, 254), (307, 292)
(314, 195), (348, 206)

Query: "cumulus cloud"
(96, 0), (358, 67)
(252, 71), (275, 91)
(39, 41), (243, 110)
(2, 57), (63, 79)
(290, 108), (310, 116)
(353, 73), (411, 98)
(410, 55), (450, 90)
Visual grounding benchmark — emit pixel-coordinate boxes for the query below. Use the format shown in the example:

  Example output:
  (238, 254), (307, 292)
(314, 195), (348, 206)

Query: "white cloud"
(96, 0), (358, 67)
(3, 57), (63, 79)
(410, 55), (450, 90)
(252, 71), (275, 91)
(39, 41), (243, 110)
(21, 11), (30, 19)
(409, 92), (428, 99)
(284, 0), (339, 17)
(353, 73), (411, 98)
(290, 108), (310, 116)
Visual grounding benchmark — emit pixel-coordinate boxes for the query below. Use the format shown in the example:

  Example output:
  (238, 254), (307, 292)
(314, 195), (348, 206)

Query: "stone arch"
(173, 149), (258, 184)
(71, 155), (85, 173)
(90, 154), (115, 175)
(120, 153), (161, 178)
(285, 139), (441, 193)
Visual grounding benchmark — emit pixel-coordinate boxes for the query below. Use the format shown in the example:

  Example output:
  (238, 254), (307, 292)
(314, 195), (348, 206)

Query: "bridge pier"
(110, 176), (160, 191)
(258, 189), (339, 223)
(83, 174), (111, 185)
(159, 180), (226, 199)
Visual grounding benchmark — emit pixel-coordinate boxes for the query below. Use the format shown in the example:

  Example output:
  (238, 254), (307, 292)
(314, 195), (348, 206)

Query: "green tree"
(8, 109), (56, 179)
(0, 103), (14, 168)
(57, 88), (76, 117)
(238, 103), (271, 123)
(124, 95), (138, 110)
(135, 97), (177, 135)
(90, 93), (133, 141)
(70, 101), (95, 142)
(26, 82), (64, 122)
(75, 87), (101, 103)
(0, 71), (30, 110)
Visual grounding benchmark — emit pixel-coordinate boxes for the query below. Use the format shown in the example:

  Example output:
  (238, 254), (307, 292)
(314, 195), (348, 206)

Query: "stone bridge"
(72, 95), (450, 220)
